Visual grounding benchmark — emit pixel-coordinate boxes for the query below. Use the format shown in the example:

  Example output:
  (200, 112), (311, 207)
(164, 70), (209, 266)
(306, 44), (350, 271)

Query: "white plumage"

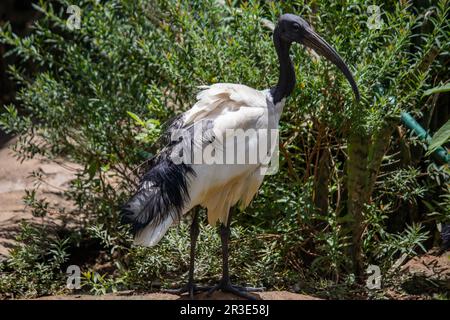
(135, 83), (284, 246)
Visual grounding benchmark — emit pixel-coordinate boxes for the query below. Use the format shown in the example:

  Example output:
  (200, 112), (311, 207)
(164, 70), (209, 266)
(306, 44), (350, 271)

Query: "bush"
(0, 223), (70, 298)
(0, 0), (449, 298)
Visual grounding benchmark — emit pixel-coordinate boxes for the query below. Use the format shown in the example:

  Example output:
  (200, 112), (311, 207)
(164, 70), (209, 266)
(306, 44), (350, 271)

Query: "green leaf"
(423, 83), (450, 96)
(87, 161), (99, 180)
(427, 119), (450, 155)
(126, 111), (146, 127)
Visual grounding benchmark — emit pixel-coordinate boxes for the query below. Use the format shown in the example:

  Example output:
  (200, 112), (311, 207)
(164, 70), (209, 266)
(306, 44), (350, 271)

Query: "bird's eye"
(292, 23), (301, 31)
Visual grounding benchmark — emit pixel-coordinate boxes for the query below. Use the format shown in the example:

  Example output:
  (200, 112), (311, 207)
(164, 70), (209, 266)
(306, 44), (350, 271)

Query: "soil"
(0, 136), (79, 258)
(35, 291), (320, 300)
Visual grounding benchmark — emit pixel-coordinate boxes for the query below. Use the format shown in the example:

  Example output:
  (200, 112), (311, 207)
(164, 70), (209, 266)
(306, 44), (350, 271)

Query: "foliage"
(423, 83), (450, 96)
(121, 219), (297, 290)
(0, 223), (70, 298)
(423, 82), (450, 155)
(427, 119), (450, 155)
(0, 0), (449, 298)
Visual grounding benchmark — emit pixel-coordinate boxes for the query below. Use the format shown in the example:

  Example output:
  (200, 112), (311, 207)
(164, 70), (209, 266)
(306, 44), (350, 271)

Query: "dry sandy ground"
(402, 252), (450, 278)
(0, 137), (79, 258)
(36, 291), (320, 300)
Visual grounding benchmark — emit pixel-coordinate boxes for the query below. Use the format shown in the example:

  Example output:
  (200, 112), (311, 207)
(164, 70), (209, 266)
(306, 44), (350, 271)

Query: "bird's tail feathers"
(133, 213), (177, 247)
(120, 157), (194, 247)
(121, 187), (181, 247)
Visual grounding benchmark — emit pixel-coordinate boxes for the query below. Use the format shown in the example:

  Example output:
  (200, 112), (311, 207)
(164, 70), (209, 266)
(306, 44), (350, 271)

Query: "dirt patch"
(35, 290), (320, 300)
(0, 138), (80, 258)
(401, 251), (450, 277)
(399, 251), (450, 296)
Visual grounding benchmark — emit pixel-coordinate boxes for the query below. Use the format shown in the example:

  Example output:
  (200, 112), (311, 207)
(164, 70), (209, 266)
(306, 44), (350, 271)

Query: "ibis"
(121, 13), (359, 299)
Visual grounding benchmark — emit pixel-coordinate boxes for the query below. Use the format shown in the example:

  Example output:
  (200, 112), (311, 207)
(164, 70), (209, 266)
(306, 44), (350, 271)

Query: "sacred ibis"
(121, 14), (359, 299)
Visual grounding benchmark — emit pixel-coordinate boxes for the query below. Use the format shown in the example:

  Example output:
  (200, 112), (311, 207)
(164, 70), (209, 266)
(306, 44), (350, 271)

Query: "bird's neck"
(271, 27), (296, 105)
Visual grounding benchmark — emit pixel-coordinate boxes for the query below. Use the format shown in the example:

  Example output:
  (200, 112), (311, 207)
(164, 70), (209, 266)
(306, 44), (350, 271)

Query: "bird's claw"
(162, 283), (209, 299)
(207, 280), (264, 300)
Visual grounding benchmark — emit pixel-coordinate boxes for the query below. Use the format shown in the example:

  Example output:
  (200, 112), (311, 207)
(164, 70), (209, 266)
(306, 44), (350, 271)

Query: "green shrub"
(0, 223), (70, 298)
(0, 0), (448, 298)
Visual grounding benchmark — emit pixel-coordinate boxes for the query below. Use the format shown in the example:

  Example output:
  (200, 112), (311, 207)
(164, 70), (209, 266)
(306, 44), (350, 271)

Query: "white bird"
(121, 13), (359, 299)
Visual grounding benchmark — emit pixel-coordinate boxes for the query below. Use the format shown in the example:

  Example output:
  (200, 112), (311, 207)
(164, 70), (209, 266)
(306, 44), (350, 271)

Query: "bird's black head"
(276, 14), (360, 101)
(276, 14), (311, 43)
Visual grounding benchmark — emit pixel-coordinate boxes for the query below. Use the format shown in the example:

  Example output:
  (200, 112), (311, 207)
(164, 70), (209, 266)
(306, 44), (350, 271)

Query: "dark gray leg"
(163, 208), (208, 299)
(186, 207), (200, 297)
(207, 208), (264, 300)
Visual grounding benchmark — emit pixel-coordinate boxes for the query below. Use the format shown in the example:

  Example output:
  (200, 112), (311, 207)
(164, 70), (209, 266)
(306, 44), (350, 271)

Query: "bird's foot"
(162, 283), (210, 299)
(207, 279), (264, 300)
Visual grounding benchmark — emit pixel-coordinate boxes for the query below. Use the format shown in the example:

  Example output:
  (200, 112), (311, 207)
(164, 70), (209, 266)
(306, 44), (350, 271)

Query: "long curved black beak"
(301, 29), (360, 101)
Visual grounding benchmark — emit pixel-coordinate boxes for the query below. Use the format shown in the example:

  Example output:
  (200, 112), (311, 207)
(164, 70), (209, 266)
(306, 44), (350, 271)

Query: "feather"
(120, 152), (195, 244)
(121, 83), (283, 246)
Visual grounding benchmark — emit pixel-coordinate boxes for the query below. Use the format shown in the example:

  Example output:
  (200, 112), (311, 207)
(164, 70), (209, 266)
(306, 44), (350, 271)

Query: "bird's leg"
(162, 208), (208, 298)
(207, 208), (265, 300)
